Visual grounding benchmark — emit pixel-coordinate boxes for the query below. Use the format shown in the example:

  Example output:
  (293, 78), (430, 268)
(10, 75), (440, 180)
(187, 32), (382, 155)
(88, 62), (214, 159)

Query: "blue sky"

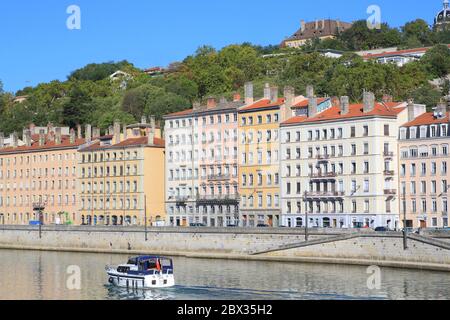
(0, 0), (442, 93)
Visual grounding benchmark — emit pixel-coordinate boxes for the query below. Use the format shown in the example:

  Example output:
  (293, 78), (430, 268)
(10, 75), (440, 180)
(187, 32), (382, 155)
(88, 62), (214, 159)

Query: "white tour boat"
(106, 256), (175, 289)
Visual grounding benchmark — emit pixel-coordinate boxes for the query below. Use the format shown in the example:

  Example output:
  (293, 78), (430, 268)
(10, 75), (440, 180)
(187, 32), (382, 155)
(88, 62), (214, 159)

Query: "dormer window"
(400, 128), (407, 140)
(410, 127), (417, 139)
(420, 126), (428, 138)
(441, 124), (448, 137)
(431, 125), (438, 137)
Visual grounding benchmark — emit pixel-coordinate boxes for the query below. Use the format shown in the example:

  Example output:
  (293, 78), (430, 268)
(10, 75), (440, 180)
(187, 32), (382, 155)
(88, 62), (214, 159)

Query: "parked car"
(256, 224), (270, 228)
(189, 223), (206, 227)
(375, 226), (389, 232)
(226, 224), (238, 228)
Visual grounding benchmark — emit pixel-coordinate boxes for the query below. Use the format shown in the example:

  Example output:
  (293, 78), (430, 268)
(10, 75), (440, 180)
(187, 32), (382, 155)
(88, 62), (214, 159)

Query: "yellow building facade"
(238, 83), (304, 227)
(78, 119), (165, 226)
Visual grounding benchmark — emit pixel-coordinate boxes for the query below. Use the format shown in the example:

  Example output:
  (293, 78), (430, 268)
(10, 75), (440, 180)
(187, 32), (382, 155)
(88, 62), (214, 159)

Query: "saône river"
(0, 249), (448, 300)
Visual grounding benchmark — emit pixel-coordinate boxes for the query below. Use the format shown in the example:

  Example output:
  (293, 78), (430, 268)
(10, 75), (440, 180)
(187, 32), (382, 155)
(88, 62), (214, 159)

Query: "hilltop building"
(435, 0), (450, 31)
(281, 19), (353, 48)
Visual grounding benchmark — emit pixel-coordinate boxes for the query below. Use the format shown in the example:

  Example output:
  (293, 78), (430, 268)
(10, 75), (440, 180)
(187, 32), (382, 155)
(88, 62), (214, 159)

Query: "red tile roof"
(165, 109), (194, 117)
(362, 44), (450, 59)
(401, 112), (450, 127)
(282, 102), (405, 125)
(0, 136), (85, 154)
(80, 136), (165, 151)
(239, 98), (285, 112)
(293, 97), (328, 108)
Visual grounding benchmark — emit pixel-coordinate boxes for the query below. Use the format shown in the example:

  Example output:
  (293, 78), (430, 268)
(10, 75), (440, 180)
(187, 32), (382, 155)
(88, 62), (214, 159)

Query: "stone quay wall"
(0, 226), (448, 272)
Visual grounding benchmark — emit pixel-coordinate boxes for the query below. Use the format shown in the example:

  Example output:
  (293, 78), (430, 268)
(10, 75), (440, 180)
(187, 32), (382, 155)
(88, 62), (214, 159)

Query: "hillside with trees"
(1, 19), (450, 135)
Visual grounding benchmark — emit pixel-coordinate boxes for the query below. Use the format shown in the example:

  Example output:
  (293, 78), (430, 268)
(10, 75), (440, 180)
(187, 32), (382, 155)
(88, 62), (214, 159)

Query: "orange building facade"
(0, 126), (85, 225)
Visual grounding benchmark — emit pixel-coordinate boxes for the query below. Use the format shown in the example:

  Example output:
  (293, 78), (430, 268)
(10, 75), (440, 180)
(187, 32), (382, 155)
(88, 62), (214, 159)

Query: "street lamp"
(303, 190), (309, 242)
(402, 185), (408, 250)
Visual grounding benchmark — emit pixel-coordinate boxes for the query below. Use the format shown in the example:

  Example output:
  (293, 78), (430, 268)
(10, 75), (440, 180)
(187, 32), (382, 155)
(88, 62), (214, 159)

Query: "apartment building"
(78, 118), (165, 226)
(279, 92), (416, 229)
(238, 83), (307, 227)
(399, 102), (450, 228)
(0, 125), (85, 225)
(164, 96), (243, 227)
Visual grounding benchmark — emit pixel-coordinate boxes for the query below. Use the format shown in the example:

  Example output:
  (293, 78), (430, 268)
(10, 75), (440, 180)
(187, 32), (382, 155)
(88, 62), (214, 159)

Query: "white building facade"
(279, 93), (411, 230)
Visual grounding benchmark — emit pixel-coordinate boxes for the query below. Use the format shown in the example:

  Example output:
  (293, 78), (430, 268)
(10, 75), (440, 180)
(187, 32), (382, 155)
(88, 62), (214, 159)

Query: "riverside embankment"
(0, 226), (449, 271)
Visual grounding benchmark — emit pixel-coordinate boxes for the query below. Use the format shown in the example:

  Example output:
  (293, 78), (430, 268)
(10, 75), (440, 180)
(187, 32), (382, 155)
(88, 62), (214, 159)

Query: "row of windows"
(80, 181), (138, 194)
(168, 185), (239, 199)
(81, 151), (139, 163)
(400, 180), (449, 195)
(241, 173), (280, 187)
(80, 197), (138, 210)
(0, 153), (76, 166)
(0, 194), (76, 207)
(241, 113), (280, 126)
(80, 165), (138, 178)
(401, 145), (449, 158)
(284, 143), (392, 160)
(168, 204), (239, 215)
(168, 130), (238, 146)
(402, 198), (449, 214)
(400, 124), (449, 140)
(0, 179), (76, 192)
(167, 113), (238, 129)
(241, 194), (280, 208)
(282, 124), (391, 143)
(240, 129), (279, 144)
(168, 148), (238, 163)
(0, 167), (76, 179)
(168, 166), (238, 181)
(400, 162), (448, 176)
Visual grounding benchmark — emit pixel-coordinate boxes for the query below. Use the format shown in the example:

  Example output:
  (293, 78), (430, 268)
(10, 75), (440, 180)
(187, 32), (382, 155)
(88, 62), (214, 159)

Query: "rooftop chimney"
(263, 83), (271, 100)
(233, 93), (241, 102)
(39, 129), (45, 147)
(363, 91), (375, 113)
(148, 116), (156, 145)
(93, 127), (101, 139)
(123, 124), (128, 141)
(306, 85), (314, 99)
(300, 20), (306, 32)
(11, 132), (18, 148)
(70, 128), (76, 144)
(193, 101), (202, 110)
(85, 124), (92, 142)
(382, 94), (393, 103)
(308, 97), (318, 117)
(281, 86), (295, 121)
(108, 126), (114, 136)
(270, 86), (279, 103)
(77, 124), (82, 139)
(219, 97), (228, 105)
(55, 127), (62, 145)
(113, 120), (121, 144)
(340, 96), (350, 115)
(24, 129), (31, 147)
(244, 82), (254, 105)
(141, 116), (147, 125)
(0, 133), (4, 149)
(207, 97), (217, 108)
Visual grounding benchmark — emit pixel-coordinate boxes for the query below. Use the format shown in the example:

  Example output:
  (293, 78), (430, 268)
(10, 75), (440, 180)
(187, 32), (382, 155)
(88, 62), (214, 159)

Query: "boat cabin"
(126, 256), (174, 274)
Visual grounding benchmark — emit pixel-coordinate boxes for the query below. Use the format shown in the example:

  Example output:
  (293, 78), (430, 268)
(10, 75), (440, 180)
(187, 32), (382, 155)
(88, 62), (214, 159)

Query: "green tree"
(122, 84), (190, 120)
(421, 44), (450, 78)
(339, 20), (402, 50)
(401, 19), (433, 47)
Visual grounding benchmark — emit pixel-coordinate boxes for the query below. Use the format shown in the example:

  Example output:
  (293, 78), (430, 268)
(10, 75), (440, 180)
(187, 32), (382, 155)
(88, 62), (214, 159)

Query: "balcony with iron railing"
(384, 170), (395, 176)
(384, 189), (397, 195)
(384, 151), (394, 158)
(207, 174), (232, 181)
(305, 191), (345, 199)
(316, 154), (330, 161)
(309, 172), (337, 180)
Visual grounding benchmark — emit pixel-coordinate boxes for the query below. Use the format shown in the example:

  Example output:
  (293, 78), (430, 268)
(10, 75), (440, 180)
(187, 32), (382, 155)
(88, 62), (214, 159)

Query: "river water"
(0, 249), (448, 300)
